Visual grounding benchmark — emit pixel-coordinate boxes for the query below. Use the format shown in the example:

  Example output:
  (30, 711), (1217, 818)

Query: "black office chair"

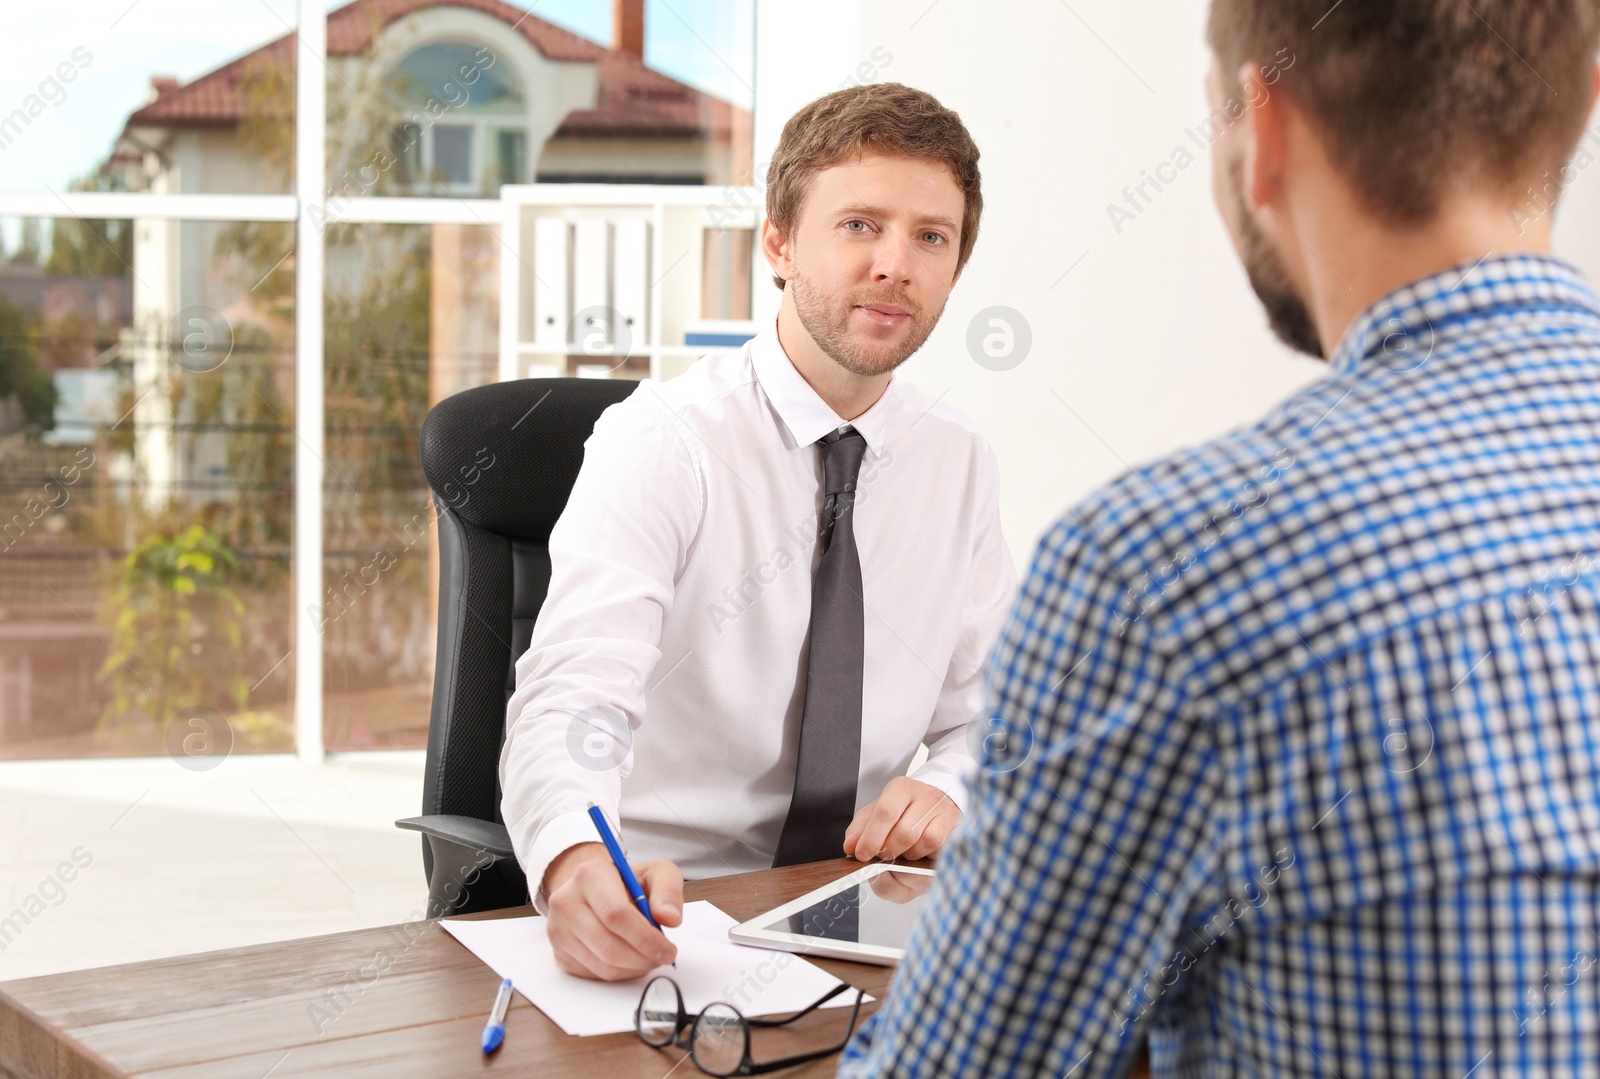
(396, 376), (638, 918)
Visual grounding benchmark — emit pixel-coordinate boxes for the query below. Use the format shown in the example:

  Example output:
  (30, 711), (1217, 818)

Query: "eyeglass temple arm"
(740, 990), (868, 1076)
(744, 982), (852, 1028)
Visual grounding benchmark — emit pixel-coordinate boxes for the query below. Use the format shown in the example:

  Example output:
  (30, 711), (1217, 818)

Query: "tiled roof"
(124, 0), (742, 141)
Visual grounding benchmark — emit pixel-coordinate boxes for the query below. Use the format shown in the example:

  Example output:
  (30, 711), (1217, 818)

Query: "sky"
(0, 0), (754, 199)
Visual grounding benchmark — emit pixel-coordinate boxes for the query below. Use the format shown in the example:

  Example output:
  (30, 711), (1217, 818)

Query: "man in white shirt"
(500, 82), (1017, 981)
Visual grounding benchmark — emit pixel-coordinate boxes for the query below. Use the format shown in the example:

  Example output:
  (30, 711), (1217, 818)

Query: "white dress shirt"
(500, 323), (1017, 909)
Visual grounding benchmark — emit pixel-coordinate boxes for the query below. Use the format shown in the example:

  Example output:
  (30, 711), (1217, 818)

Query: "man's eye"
(923, 232), (947, 245)
(844, 220), (869, 233)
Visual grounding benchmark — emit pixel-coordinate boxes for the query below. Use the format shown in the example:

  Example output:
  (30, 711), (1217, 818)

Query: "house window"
(433, 125), (474, 185)
(390, 42), (526, 194)
(496, 130), (526, 186)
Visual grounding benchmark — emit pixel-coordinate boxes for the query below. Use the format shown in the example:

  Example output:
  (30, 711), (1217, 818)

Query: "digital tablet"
(727, 864), (935, 966)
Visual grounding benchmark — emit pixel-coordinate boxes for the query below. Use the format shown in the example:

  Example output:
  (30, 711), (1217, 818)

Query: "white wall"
(754, 0), (1600, 571)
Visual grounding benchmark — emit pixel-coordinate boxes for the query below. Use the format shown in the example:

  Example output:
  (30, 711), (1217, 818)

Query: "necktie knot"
(818, 426), (868, 499)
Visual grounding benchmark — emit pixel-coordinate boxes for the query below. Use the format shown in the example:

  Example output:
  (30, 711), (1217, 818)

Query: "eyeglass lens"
(637, 976), (683, 1047)
(690, 1002), (747, 1076)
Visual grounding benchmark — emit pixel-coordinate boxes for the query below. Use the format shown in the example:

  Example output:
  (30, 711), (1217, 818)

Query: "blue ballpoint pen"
(481, 977), (512, 1053)
(587, 802), (675, 965)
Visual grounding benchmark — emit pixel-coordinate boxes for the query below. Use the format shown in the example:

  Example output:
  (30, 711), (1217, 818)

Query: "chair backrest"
(417, 377), (638, 903)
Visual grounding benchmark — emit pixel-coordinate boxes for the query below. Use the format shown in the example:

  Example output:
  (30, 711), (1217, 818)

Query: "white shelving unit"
(497, 184), (762, 383)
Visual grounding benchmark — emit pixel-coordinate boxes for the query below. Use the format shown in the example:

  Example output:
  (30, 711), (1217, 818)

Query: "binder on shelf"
(571, 219), (613, 355)
(612, 219), (651, 355)
(532, 217), (569, 352)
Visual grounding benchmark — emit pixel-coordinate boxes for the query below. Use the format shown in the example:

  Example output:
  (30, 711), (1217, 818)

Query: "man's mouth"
(854, 303), (912, 328)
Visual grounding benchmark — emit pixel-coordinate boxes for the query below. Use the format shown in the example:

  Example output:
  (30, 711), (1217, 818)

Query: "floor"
(0, 750), (430, 982)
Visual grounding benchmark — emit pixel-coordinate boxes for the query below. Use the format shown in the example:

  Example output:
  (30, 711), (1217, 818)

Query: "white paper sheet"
(440, 901), (868, 1037)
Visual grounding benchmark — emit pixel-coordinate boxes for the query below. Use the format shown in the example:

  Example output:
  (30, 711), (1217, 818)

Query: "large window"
(0, 0), (756, 762)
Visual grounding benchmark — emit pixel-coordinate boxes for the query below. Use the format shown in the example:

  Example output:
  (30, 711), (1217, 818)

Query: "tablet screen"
(777, 869), (934, 949)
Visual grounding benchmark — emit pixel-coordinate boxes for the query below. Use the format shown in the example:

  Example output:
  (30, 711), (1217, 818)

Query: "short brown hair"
(764, 82), (983, 289)
(1208, 0), (1600, 223)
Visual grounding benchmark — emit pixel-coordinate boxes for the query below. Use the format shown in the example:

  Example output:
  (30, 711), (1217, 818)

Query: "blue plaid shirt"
(839, 255), (1600, 1077)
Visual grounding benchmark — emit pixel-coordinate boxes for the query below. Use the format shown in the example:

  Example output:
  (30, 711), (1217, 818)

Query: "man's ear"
(760, 218), (794, 286)
(1238, 61), (1287, 211)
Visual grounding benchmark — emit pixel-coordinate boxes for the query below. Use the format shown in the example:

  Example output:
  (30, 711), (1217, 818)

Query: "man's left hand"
(843, 777), (960, 862)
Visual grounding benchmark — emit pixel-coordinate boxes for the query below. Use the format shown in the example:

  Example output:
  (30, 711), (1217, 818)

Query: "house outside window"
(0, 0), (755, 761)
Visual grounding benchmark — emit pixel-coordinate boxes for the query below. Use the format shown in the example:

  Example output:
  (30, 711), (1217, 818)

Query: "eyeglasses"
(634, 975), (867, 1076)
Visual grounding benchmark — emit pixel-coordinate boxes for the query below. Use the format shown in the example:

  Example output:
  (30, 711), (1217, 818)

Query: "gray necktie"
(774, 426), (867, 867)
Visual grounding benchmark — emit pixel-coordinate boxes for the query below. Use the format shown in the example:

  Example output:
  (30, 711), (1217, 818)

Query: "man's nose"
(869, 236), (915, 287)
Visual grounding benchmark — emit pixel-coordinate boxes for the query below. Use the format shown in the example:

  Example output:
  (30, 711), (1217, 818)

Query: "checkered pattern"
(839, 255), (1600, 1077)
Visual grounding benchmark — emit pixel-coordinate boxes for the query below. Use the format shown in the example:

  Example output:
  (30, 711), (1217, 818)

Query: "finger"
(637, 860), (685, 927)
(556, 864), (675, 973)
(570, 893), (675, 977)
(878, 803), (933, 861)
(855, 781), (917, 859)
(845, 802), (891, 861)
(558, 918), (651, 982)
(572, 862), (677, 969)
(901, 805), (959, 861)
(853, 803), (910, 862)
(546, 893), (628, 981)
(882, 791), (955, 860)
(843, 803), (874, 855)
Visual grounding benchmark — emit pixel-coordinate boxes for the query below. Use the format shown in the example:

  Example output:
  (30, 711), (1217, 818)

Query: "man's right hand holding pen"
(542, 841), (684, 982)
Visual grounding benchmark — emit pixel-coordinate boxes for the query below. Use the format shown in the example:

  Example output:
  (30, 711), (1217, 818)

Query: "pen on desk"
(587, 802), (675, 966)
(481, 977), (512, 1053)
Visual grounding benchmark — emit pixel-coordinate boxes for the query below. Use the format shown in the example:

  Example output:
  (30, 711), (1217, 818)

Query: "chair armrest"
(395, 815), (516, 861)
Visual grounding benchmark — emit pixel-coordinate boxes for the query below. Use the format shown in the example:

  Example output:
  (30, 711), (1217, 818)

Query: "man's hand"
(542, 843), (684, 981)
(843, 777), (961, 862)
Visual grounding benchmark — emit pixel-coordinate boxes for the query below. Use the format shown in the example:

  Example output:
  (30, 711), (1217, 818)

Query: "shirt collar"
(1330, 253), (1600, 377)
(749, 318), (895, 453)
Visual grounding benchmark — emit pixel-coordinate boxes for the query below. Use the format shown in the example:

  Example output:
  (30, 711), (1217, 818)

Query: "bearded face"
(772, 151), (967, 378)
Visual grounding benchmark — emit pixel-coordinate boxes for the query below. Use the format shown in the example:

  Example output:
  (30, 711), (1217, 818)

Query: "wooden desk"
(2, 859), (1153, 1079)
(0, 860), (911, 1079)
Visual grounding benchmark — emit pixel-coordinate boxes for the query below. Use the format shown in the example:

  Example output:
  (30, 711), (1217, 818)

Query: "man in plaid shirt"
(842, 2), (1600, 1076)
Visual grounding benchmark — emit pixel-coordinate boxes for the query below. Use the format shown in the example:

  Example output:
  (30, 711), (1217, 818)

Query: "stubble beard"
(789, 265), (945, 377)
(1227, 156), (1324, 359)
